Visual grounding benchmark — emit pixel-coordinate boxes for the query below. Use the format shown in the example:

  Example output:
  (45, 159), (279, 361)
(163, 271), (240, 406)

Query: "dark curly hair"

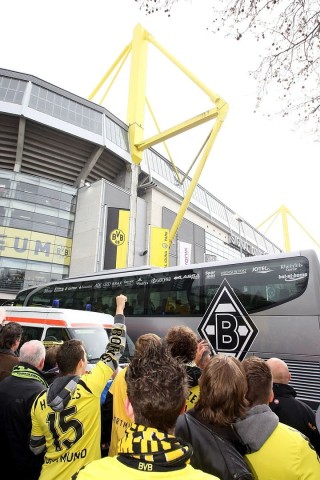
(164, 325), (198, 363)
(126, 341), (188, 432)
(0, 322), (23, 349)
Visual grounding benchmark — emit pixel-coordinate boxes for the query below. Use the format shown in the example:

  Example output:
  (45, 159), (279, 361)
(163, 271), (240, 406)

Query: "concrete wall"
(70, 179), (147, 276)
(69, 181), (103, 276)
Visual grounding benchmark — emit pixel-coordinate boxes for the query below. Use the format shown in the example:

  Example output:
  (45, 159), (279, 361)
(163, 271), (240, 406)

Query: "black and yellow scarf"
(12, 363), (48, 388)
(117, 423), (192, 472)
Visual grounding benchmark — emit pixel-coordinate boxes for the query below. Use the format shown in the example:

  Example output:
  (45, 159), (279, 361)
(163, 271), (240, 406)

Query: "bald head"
(266, 357), (291, 384)
(19, 340), (46, 370)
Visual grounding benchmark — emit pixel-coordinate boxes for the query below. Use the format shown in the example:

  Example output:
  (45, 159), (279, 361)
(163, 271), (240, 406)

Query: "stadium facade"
(0, 68), (281, 301)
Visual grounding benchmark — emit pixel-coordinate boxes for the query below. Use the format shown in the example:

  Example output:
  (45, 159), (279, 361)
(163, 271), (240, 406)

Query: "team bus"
(17, 249), (320, 409)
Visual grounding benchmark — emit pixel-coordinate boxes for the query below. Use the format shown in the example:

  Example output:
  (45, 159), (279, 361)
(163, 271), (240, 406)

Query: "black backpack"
(181, 413), (254, 480)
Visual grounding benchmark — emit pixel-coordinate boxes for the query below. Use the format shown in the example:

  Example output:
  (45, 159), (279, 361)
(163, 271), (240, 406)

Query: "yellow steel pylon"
(88, 23), (228, 258)
(256, 204), (320, 252)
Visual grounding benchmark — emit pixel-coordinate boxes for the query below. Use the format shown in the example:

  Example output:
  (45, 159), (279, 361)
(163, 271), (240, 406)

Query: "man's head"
(44, 345), (60, 371)
(266, 357), (291, 384)
(125, 342), (188, 433)
(196, 354), (248, 424)
(242, 356), (274, 407)
(56, 339), (87, 375)
(19, 340), (46, 370)
(135, 333), (161, 355)
(0, 322), (23, 351)
(165, 325), (198, 363)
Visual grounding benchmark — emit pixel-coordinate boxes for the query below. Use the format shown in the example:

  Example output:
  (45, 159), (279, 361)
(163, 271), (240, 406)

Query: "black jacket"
(175, 409), (253, 480)
(270, 382), (320, 455)
(0, 362), (47, 480)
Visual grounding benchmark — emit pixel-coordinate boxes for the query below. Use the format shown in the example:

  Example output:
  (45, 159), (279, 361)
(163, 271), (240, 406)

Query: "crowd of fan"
(0, 298), (319, 480)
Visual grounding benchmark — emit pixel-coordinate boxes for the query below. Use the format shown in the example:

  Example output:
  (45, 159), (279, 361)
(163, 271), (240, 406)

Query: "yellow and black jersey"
(186, 384), (200, 411)
(30, 361), (113, 480)
(108, 366), (132, 457)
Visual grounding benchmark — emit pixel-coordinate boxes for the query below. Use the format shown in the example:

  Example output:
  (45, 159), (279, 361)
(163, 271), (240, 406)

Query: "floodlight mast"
(89, 23), (228, 267)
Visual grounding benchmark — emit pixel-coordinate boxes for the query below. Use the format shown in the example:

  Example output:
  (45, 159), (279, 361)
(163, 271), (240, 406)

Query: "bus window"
(11, 286), (37, 306)
(204, 256), (309, 313)
(149, 267), (201, 316)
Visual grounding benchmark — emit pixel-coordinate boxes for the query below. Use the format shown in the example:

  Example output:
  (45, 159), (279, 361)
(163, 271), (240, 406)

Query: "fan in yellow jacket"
(74, 341), (218, 480)
(106, 333), (161, 457)
(107, 366), (129, 456)
(30, 295), (127, 480)
(235, 356), (320, 480)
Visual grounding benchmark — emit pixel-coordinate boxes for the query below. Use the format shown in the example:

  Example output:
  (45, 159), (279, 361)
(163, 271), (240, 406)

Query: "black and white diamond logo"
(198, 278), (258, 360)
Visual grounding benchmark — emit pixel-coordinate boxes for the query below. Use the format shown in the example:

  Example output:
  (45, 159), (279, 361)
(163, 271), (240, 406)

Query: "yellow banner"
(0, 227), (72, 265)
(149, 226), (169, 267)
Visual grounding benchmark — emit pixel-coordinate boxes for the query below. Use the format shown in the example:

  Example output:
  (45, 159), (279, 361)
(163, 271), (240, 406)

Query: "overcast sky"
(2, 0), (319, 255)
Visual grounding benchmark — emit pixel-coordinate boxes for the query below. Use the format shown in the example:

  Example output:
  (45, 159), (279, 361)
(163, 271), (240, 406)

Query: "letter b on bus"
(216, 313), (239, 351)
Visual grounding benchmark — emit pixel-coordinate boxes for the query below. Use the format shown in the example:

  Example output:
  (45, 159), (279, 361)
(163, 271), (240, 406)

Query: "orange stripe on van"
(6, 316), (68, 326)
(6, 316), (113, 329)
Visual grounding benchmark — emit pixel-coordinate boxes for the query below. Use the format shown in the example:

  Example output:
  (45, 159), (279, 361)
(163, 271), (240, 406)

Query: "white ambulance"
(2, 306), (116, 367)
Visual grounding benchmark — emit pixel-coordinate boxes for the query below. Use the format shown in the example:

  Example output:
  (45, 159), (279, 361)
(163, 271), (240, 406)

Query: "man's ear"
(179, 401), (187, 415)
(269, 389), (274, 403)
(125, 397), (134, 421)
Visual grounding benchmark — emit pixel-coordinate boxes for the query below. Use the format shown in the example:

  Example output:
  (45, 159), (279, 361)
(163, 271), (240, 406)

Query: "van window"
(20, 326), (44, 344)
(68, 327), (109, 362)
(45, 328), (70, 343)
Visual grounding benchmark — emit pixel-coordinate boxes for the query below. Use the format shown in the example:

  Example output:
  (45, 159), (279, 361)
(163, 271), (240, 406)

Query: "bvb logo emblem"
(110, 229), (125, 246)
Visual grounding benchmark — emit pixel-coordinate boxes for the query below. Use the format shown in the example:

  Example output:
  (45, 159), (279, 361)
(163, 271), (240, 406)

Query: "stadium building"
(0, 68), (281, 301)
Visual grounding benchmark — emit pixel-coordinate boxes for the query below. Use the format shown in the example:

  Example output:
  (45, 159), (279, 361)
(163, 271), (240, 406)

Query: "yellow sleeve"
(30, 391), (47, 454)
(81, 361), (114, 397)
(299, 438), (320, 478)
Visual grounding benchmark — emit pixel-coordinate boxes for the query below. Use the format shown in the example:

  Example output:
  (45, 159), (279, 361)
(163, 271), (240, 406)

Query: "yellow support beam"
(88, 43), (132, 101)
(257, 204), (320, 251)
(279, 205), (291, 252)
(136, 108), (218, 151)
(89, 23), (229, 259)
(145, 97), (182, 183)
(285, 205), (320, 249)
(169, 105), (227, 247)
(146, 31), (222, 105)
(127, 24), (148, 166)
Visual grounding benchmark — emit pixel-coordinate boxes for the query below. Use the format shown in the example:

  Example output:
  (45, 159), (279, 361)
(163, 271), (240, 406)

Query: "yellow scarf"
(118, 423), (192, 472)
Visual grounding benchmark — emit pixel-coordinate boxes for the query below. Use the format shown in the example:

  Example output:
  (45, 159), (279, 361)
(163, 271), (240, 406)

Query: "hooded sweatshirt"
(270, 382), (320, 455)
(234, 404), (320, 479)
